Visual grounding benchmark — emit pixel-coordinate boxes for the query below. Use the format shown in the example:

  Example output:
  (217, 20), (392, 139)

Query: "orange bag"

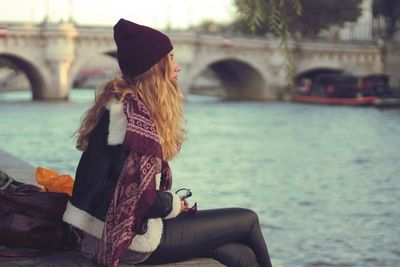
(35, 167), (74, 196)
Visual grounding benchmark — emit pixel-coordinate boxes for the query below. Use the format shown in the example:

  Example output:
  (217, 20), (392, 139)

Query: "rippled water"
(1, 90), (400, 267)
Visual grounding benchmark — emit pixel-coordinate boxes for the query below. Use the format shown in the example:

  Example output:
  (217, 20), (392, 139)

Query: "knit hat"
(113, 18), (173, 78)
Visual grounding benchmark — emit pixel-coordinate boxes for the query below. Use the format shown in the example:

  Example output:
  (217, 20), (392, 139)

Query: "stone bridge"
(0, 22), (384, 100)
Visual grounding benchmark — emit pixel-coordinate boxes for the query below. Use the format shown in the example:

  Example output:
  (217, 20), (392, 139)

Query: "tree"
(235, 0), (362, 38)
(372, 0), (400, 40)
(234, 0), (303, 83)
(234, 0), (363, 87)
(289, 0), (362, 37)
(234, 0), (301, 36)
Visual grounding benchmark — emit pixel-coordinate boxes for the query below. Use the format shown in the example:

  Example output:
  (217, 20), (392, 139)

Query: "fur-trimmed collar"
(106, 99), (127, 145)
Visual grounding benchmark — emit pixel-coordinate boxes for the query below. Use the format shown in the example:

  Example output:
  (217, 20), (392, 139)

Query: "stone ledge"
(0, 250), (223, 267)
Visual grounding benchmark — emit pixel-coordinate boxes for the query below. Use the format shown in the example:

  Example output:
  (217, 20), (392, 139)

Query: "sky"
(0, 0), (236, 29)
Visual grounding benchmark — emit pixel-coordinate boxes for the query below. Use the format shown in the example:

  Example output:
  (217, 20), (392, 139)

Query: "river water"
(0, 90), (399, 267)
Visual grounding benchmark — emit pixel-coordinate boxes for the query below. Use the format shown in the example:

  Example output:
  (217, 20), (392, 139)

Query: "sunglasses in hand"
(175, 188), (197, 214)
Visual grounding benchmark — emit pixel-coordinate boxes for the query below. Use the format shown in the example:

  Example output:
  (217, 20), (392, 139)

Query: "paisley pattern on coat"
(95, 95), (172, 267)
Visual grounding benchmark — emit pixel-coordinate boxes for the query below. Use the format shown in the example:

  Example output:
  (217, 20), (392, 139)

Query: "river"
(0, 90), (399, 267)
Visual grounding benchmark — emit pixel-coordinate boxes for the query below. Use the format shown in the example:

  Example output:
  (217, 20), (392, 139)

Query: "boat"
(293, 94), (377, 105)
(293, 73), (390, 106)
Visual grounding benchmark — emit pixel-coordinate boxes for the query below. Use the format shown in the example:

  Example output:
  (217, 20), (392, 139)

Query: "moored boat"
(293, 73), (390, 106)
(293, 94), (377, 105)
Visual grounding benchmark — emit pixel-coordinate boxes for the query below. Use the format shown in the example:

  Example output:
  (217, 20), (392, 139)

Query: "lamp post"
(43, 0), (50, 23)
(68, 0), (74, 23)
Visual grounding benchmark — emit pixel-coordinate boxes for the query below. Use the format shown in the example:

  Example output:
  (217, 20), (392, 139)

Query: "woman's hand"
(180, 198), (189, 213)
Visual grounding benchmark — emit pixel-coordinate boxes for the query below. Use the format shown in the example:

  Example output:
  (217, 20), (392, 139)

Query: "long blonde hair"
(76, 55), (186, 161)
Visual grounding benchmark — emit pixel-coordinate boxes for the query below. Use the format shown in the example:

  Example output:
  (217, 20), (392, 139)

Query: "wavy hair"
(76, 55), (186, 161)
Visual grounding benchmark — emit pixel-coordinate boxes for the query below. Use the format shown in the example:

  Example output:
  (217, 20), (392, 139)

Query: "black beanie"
(113, 18), (173, 78)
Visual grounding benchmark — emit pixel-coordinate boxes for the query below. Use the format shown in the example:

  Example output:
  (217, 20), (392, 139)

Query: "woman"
(63, 18), (273, 267)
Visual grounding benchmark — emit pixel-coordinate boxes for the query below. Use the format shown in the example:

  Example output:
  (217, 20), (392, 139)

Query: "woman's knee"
(235, 208), (259, 225)
(214, 243), (259, 267)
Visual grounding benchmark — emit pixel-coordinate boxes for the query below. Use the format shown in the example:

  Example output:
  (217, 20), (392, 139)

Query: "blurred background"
(1, 0), (400, 266)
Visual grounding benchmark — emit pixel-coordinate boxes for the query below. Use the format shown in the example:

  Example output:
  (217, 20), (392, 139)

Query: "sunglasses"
(175, 188), (197, 214)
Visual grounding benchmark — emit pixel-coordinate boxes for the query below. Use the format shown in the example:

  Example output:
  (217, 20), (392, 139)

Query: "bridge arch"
(295, 57), (344, 77)
(186, 56), (271, 100)
(0, 53), (47, 99)
(69, 49), (118, 90)
(294, 67), (343, 84)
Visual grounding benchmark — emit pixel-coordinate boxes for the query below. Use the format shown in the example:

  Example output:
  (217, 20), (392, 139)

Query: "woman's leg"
(145, 208), (272, 267)
(214, 243), (259, 267)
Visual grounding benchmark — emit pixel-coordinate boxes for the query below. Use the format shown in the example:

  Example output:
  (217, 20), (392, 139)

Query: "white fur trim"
(63, 201), (104, 238)
(63, 201), (163, 253)
(164, 191), (181, 220)
(107, 100), (127, 145)
(129, 218), (163, 252)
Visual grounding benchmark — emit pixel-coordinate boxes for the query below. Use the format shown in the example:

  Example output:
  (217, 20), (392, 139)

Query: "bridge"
(0, 22), (384, 100)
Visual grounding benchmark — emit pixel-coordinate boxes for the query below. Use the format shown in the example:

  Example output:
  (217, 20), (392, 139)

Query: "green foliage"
(235, 0), (362, 38)
(233, 0), (363, 88)
(372, 0), (400, 39)
(288, 0), (362, 37)
(234, 0), (302, 36)
(234, 0), (303, 86)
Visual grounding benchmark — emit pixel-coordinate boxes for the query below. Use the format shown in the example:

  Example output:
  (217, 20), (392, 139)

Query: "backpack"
(0, 170), (80, 256)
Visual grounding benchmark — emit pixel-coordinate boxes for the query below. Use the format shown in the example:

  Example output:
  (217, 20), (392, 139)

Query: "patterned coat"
(62, 100), (181, 257)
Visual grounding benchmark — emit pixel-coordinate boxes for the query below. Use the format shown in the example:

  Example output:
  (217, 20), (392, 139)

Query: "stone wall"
(383, 42), (400, 94)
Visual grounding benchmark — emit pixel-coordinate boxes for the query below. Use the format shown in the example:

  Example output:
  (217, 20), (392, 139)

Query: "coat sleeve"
(145, 191), (182, 219)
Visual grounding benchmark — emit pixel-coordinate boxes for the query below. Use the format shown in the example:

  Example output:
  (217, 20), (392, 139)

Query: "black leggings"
(145, 208), (273, 267)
